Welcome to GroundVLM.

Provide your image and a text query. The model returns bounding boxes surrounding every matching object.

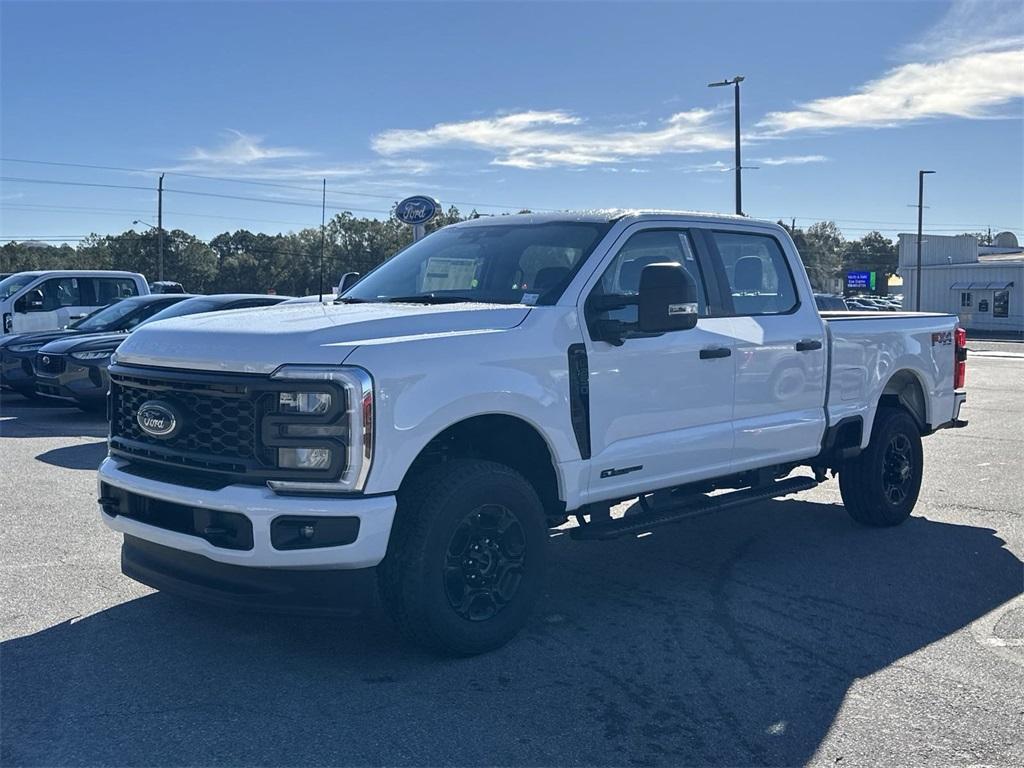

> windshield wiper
[333,297,369,304]
[384,294,483,305]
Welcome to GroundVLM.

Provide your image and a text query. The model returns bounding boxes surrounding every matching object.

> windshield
[343,221,612,305]
[0,273,38,300]
[73,298,140,331]
[140,297,225,325]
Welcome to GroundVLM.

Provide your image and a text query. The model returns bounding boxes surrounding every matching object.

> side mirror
[338,272,361,293]
[17,289,44,312]
[638,263,699,333]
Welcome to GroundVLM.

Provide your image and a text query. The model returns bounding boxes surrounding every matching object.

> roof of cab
[4,269,145,278]
[451,209,767,228]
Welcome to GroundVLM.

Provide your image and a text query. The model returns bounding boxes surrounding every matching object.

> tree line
[1,207,899,295]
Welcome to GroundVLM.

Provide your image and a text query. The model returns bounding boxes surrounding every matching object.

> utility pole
[915,170,936,311]
[318,178,327,303]
[157,173,165,282]
[708,75,745,216]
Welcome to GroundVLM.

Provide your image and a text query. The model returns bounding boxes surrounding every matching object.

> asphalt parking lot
[2,350,1022,767]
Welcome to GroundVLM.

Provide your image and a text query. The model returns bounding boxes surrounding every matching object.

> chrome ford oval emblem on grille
[136,400,180,439]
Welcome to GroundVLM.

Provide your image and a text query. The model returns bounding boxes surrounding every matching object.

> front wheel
[378,459,547,655]
[839,407,923,527]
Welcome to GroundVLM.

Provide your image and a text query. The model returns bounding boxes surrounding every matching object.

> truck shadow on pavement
[0,397,107,440]
[2,500,1021,767]
[34,441,109,470]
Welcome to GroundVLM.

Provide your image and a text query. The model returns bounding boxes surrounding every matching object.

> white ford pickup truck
[97,211,968,654]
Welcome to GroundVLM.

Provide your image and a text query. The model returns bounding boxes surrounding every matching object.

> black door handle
[699,347,732,360]
[796,339,823,352]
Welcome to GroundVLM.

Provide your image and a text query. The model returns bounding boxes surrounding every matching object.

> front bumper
[122,535,377,616]
[0,350,37,393]
[35,364,106,404]
[98,456,396,570]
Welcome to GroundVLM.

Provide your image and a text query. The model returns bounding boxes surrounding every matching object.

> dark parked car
[0,293,193,398]
[149,281,186,294]
[813,294,849,311]
[34,294,288,409]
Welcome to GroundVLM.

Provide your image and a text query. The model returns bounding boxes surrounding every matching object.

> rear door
[580,223,737,502]
[699,228,828,469]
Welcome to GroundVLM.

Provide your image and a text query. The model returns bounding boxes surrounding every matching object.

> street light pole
[709,75,745,216]
[915,170,936,312]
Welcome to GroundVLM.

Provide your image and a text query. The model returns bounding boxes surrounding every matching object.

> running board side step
[570,476,819,541]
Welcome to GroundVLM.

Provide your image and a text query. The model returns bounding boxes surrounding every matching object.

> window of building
[994,290,1010,319]
[960,291,972,308]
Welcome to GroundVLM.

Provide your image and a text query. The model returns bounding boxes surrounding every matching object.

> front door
[580,224,737,504]
[11,276,92,333]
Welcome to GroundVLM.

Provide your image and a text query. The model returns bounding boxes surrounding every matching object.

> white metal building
[899,232,1023,335]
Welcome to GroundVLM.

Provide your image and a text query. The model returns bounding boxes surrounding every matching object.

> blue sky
[1,0,1022,245]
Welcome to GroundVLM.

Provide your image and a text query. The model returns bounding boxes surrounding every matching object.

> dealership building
[899,232,1023,335]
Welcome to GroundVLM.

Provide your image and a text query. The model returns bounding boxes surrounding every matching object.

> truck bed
[822,310,959,447]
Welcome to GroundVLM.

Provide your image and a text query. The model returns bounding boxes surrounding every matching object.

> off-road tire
[839,407,923,527]
[378,459,547,656]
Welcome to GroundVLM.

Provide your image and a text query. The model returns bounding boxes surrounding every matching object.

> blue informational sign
[846,271,877,291]
[395,196,440,226]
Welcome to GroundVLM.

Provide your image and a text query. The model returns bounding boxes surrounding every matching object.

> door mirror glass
[339,271,361,293]
[638,263,699,332]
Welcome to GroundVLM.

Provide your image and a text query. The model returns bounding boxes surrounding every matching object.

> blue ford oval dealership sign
[395,196,440,226]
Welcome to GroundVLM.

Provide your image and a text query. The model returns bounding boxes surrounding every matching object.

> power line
[0,157,545,211]
[0,202,317,228]
[0,175,393,215]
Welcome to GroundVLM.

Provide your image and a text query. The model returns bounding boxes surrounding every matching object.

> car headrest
[734,256,763,292]
[533,266,571,292]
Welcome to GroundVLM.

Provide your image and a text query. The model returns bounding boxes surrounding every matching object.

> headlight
[266,366,373,495]
[70,350,112,361]
[278,447,334,470]
[9,343,43,353]
[279,391,332,414]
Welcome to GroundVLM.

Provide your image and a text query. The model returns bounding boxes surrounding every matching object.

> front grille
[35,353,65,375]
[116,382,258,462]
[108,364,349,483]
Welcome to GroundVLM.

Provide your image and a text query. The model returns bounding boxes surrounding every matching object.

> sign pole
[412,223,426,242]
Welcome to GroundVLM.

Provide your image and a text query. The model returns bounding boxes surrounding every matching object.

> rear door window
[96,277,140,303]
[710,231,798,315]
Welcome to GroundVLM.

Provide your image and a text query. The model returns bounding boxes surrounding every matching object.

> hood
[115,301,532,374]
[39,332,127,355]
[0,328,79,351]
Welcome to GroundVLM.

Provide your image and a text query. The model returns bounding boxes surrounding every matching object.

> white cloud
[372,108,732,169]
[759,1,1024,135]
[186,129,310,165]
[902,0,1023,61]
[680,160,731,174]
[751,155,829,166]
[759,49,1024,134]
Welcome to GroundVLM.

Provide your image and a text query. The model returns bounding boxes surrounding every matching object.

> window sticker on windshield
[421,257,479,292]
[521,293,539,306]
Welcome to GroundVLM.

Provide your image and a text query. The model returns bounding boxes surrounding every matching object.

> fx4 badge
[931,331,952,346]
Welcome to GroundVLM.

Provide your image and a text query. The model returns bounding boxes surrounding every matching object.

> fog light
[279,391,331,414]
[278,447,333,470]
